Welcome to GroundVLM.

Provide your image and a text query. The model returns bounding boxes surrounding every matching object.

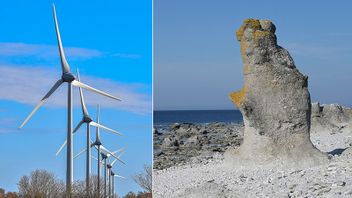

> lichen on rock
[227,19,327,168]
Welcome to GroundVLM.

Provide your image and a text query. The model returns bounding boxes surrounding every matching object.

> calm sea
[154,110,243,126]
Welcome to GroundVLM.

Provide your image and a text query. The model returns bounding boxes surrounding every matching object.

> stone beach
[153,103,352,197]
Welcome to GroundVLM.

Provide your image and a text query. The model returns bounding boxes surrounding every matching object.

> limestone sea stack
[227,19,327,167]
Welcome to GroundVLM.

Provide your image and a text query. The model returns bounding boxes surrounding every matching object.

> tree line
[0,165,151,198]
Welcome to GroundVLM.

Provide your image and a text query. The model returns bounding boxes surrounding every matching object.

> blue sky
[154,0,352,110]
[0,0,151,196]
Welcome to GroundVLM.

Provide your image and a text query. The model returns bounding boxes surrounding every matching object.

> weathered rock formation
[311,102,352,133]
[227,19,327,167]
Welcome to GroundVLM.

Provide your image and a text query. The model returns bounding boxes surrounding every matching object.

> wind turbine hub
[111,171,115,176]
[62,72,76,82]
[84,116,93,123]
[107,164,112,169]
[101,153,108,159]
[94,140,102,146]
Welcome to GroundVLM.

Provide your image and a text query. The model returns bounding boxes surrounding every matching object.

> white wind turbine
[110,169,126,198]
[73,144,124,197]
[99,149,125,198]
[88,149,125,198]
[55,72,123,196]
[73,104,125,196]
[107,153,125,198]
[19,4,121,194]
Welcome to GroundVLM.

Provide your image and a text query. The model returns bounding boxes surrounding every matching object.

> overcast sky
[154,0,352,110]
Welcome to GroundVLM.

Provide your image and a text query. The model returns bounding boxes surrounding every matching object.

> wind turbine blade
[114,175,126,179]
[117,150,125,158]
[52,4,70,73]
[111,159,118,166]
[90,122,123,136]
[110,151,125,166]
[112,148,125,155]
[92,145,99,150]
[91,155,98,161]
[56,140,67,156]
[74,147,87,159]
[20,79,63,128]
[100,145,112,154]
[73,120,84,133]
[101,146,125,165]
[91,155,105,165]
[76,69,89,116]
[56,126,82,156]
[71,80,121,101]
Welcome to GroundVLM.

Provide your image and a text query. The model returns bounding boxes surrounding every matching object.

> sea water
[154,110,243,127]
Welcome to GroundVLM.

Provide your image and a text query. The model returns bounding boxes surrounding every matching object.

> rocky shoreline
[153,103,352,197]
[153,122,244,170]
[153,103,352,170]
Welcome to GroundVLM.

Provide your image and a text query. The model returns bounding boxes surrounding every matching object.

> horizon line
[154,109,239,111]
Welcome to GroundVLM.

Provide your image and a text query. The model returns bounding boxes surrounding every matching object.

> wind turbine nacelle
[107,164,112,169]
[83,116,93,123]
[101,153,108,159]
[62,72,76,82]
[94,140,102,146]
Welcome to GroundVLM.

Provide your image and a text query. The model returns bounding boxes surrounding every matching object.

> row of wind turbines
[19,4,126,197]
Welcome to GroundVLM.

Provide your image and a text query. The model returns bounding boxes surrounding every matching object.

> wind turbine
[110,170,126,198]
[96,146,125,198]
[107,154,125,198]
[73,145,124,197]
[100,149,125,198]
[56,73,123,196]
[92,104,125,198]
[19,4,121,195]
[74,141,124,198]
[73,104,125,197]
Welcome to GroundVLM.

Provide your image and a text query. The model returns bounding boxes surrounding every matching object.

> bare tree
[123,192,136,198]
[0,188,5,198]
[17,169,64,198]
[0,188,19,198]
[132,165,152,193]
[4,192,18,198]
[71,175,104,198]
[122,191,152,198]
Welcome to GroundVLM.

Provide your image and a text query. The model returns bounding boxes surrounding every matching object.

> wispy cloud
[112,53,142,59]
[0,118,17,125]
[0,118,18,133]
[0,65,151,115]
[0,42,102,60]
[0,42,141,60]
[282,42,352,61]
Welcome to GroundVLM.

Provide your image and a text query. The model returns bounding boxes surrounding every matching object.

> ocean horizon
[154,109,243,126]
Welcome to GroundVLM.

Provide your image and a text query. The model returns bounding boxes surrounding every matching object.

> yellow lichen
[236,18,261,41]
[230,19,264,108]
[230,85,246,108]
[254,30,270,38]
[236,25,245,41]
[243,19,261,29]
